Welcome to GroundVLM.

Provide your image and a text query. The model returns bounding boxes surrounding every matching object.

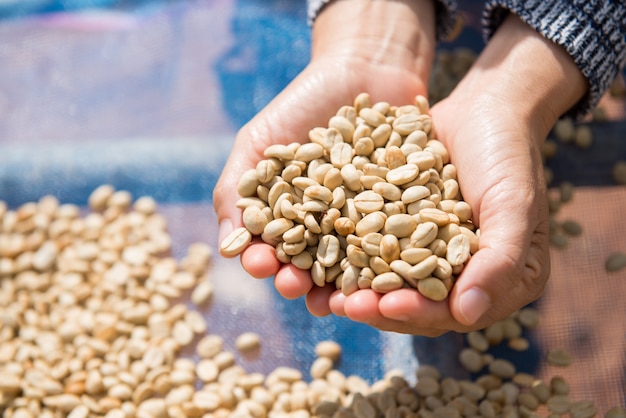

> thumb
[449,212,550,328]
[213,124,266,251]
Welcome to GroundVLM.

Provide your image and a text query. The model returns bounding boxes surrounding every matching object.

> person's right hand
[213,0,437,313]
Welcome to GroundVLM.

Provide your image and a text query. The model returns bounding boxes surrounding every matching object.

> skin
[213,0,587,336]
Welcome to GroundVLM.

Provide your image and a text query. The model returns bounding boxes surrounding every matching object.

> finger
[342,289,384,323]
[377,288,455,328]
[329,290,348,316]
[213,138,261,251]
[240,239,281,279]
[274,263,314,300]
[450,205,550,328]
[342,290,448,336]
[305,284,336,316]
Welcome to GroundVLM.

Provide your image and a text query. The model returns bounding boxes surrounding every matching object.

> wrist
[311,0,437,83]
[449,14,587,141]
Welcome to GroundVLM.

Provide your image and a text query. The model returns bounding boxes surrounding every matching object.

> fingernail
[459,287,490,325]
[218,219,233,247]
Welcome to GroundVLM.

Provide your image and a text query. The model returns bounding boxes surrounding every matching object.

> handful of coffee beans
[221,93,479,301]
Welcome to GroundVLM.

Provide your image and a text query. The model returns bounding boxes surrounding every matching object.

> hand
[213,0,437,312]
[328,14,588,335]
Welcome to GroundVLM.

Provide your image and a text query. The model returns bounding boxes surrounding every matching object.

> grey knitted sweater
[307,0,626,119]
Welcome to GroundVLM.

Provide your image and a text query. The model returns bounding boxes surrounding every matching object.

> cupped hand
[213,59,432,315]
[328,91,552,336]
[214,60,428,308]
[213,0,436,315]
[327,14,586,335]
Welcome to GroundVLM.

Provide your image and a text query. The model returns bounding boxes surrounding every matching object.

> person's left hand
[325,14,587,336]
[328,80,552,336]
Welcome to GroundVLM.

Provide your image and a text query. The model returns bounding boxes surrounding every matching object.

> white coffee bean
[347,244,371,268]
[236,332,261,353]
[410,222,438,248]
[547,349,573,367]
[383,214,417,238]
[408,254,439,280]
[419,208,450,227]
[446,234,471,266]
[341,265,361,296]
[329,115,355,142]
[294,143,325,162]
[389,259,417,287]
[317,235,341,267]
[360,108,386,127]
[243,206,270,236]
[352,190,384,214]
[237,169,261,198]
[304,185,334,204]
[371,272,404,293]
[340,164,362,192]
[386,164,419,185]
[330,142,355,168]
[379,234,400,264]
[355,212,387,236]
[264,144,295,160]
[417,277,448,301]
[369,255,392,275]
[220,228,252,257]
[390,113,420,136]
[372,181,402,201]
[268,181,293,208]
[361,232,383,256]
[256,159,278,183]
[371,123,392,147]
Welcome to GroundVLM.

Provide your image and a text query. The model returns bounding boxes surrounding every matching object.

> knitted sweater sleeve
[483,0,626,119]
[306,0,459,42]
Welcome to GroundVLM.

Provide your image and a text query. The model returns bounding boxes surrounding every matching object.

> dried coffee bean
[371,272,404,293]
[547,395,571,414]
[242,206,270,236]
[316,235,341,267]
[605,252,626,272]
[379,234,401,264]
[410,222,439,248]
[547,349,573,367]
[446,234,470,266]
[613,161,626,185]
[219,228,252,257]
[294,143,325,162]
[417,277,449,301]
[236,332,261,354]
[606,407,626,418]
[384,214,417,238]
[354,190,385,213]
[356,212,387,236]
[459,348,484,373]
[400,247,432,264]
[386,164,420,185]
